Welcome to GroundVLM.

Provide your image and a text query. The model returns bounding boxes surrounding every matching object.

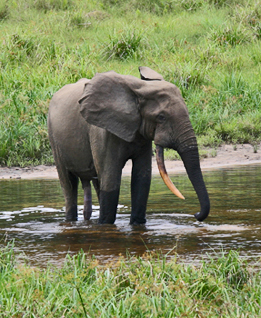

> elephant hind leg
[82,180,92,220]
[62,169,79,221]
[55,160,79,220]
[92,179,100,201]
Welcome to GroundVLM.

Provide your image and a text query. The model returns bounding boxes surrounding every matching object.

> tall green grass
[1,243,261,317]
[0,0,261,166]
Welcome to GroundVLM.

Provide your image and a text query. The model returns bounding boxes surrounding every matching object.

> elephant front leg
[97,167,122,224]
[98,189,120,224]
[130,147,152,225]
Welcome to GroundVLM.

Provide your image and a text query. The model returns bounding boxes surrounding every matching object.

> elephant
[48,66,210,224]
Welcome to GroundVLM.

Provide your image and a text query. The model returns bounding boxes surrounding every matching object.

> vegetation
[0,0,261,166]
[1,242,261,317]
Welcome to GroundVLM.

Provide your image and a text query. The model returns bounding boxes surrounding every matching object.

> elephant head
[79,67,210,222]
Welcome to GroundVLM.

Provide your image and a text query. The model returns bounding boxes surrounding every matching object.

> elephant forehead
[141,81,182,102]
[152,90,187,111]
[155,95,189,119]
[167,99,189,117]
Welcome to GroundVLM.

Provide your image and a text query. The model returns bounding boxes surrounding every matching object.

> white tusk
[156,145,185,200]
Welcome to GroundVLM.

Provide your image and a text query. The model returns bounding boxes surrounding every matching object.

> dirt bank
[1,144,261,180]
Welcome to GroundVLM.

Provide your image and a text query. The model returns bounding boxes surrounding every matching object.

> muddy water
[0,164,261,266]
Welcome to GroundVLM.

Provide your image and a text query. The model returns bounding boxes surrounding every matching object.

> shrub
[4,34,36,64]
[103,28,144,60]
[34,0,74,11]
[70,13,91,28]
[175,0,205,11]
[206,250,249,290]
[0,2,9,21]
[230,1,261,39]
[164,63,210,93]
[101,0,174,15]
[209,24,250,46]
[209,0,246,8]
[10,34,35,56]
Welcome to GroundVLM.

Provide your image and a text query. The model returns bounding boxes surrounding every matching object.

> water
[1,165,261,266]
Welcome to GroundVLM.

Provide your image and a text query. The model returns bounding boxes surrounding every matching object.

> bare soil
[1,144,261,180]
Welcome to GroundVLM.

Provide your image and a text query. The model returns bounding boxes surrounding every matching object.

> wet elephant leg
[82,180,92,220]
[62,171,79,221]
[50,144,78,221]
[130,142,152,225]
[99,189,120,224]
[98,169,122,224]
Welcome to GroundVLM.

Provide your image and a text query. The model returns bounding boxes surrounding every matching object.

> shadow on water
[0,164,261,266]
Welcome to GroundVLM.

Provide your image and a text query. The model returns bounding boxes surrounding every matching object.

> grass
[0,0,261,166]
[1,242,261,317]
[103,26,145,60]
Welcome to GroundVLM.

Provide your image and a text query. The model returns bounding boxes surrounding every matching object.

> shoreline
[1,144,261,180]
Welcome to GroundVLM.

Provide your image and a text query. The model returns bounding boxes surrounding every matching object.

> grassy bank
[0,242,261,317]
[0,0,261,166]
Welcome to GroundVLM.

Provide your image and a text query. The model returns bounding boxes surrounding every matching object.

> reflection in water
[0,164,261,266]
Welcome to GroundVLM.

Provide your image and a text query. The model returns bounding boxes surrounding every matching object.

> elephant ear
[78,71,141,142]
[139,66,164,81]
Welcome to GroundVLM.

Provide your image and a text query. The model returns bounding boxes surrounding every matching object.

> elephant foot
[98,217,116,224]
[130,217,146,225]
[83,209,92,220]
[98,221,115,224]
[65,205,78,221]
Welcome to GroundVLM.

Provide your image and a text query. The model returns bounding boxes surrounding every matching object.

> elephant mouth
[155,145,185,200]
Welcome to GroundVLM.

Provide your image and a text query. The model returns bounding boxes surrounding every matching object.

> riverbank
[1,1,261,167]
[1,144,260,180]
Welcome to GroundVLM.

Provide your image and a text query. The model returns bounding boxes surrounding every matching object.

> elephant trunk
[179,148,210,221]
[156,145,210,222]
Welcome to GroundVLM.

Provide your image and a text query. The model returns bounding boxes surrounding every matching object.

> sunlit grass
[0,0,261,166]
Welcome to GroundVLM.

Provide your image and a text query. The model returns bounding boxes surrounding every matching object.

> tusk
[156,145,185,200]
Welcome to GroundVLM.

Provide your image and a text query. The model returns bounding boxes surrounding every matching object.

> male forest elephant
[48,67,210,224]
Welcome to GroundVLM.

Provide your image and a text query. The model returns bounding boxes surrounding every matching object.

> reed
[0,242,260,317]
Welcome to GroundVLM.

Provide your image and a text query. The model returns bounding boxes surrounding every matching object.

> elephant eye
[157,114,166,122]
